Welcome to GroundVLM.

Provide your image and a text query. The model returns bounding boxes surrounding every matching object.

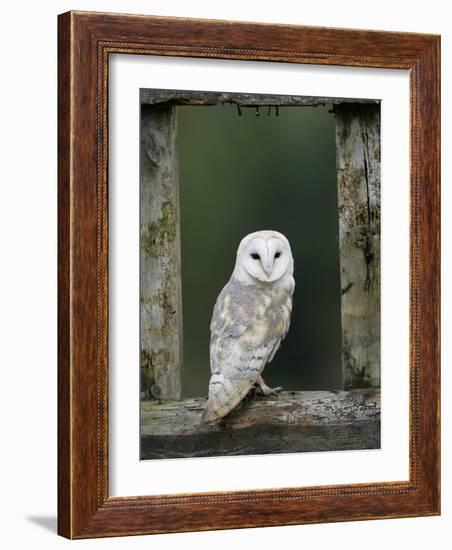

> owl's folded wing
[204,286,282,422]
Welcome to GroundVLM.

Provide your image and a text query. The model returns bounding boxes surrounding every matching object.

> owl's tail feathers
[201,379,253,424]
[200,406,221,424]
[201,397,227,423]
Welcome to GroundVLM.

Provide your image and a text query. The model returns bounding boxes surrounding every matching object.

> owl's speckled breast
[213,276,293,346]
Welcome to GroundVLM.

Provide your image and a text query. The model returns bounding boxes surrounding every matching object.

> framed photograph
[136,88,384,461]
[58,11,440,538]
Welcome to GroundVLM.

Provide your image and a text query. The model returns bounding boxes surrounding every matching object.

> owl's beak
[263,246,273,276]
[263,258,273,276]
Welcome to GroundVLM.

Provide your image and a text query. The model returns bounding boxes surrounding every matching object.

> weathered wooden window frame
[139,89,381,459]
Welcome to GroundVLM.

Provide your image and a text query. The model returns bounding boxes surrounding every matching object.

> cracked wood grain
[335,103,381,389]
[140,389,380,458]
[140,89,380,107]
[140,104,183,400]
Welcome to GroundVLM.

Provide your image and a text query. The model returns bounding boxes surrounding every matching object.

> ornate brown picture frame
[58,11,440,538]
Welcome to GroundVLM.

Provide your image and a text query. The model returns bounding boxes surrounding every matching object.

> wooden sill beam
[140,388,380,459]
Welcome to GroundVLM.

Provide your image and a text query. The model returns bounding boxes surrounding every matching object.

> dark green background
[177,104,342,397]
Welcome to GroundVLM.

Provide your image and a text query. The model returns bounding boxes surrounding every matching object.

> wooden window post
[334,103,381,389]
[140,104,183,401]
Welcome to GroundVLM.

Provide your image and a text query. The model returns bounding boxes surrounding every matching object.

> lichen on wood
[140,104,183,401]
[335,103,381,389]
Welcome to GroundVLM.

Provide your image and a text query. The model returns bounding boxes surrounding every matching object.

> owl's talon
[257,376,283,398]
[265,385,283,398]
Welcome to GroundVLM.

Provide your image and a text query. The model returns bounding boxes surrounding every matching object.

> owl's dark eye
[274,252,281,259]
[251,253,260,260]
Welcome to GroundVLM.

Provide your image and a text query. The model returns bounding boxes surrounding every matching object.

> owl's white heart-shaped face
[234,230,293,283]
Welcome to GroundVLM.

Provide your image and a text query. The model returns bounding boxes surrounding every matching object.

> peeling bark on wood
[335,104,381,389]
[140,105,183,400]
[140,389,380,459]
[140,88,380,108]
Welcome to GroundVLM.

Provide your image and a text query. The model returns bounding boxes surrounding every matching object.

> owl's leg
[256,376,283,397]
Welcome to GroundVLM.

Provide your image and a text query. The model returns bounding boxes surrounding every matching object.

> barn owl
[202,230,295,423]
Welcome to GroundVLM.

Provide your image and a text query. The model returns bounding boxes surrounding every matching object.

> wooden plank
[335,103,381,389]
[140,389,380,458]
[140,88,380,107]
[140,104,183,400]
